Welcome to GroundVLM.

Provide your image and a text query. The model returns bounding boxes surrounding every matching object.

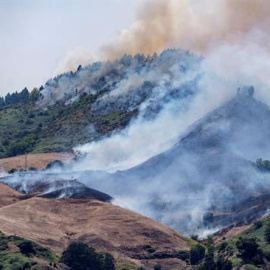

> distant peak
[237,85,255,98]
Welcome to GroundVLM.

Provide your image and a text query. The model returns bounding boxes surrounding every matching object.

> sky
[0,0,145,95]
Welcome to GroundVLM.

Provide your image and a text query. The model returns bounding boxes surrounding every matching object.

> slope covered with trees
[0,89,136,158]
[0,49,201,158]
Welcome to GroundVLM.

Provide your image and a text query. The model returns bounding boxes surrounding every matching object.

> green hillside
[0,91,136,158]
[213,216,270,270]
[0,231,60,270]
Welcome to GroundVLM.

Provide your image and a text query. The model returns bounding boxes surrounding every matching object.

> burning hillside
[0,173,112,202]
[3,86,270,238]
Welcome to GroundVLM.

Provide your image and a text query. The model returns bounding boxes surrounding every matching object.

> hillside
[0,153,74,172]
[72,88,270,235]
[0,231,61,270]
[2,50,270,268]
[0,49,202,159]
[3,87,270,237]
[210,214,270,270]
[0,95,135,158]
[0,183,25,208]
[0,191,193,270]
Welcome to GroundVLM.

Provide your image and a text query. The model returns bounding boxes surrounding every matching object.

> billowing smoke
[102,0,270,57]
[57,0,270,72]
[73,73,234,172]
[3,0,270,237]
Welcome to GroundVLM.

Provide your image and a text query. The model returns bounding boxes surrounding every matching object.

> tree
[256,158,270,172]
[265,223,270,244]
[216,255,232,270]
[98,252,115,270]
[46,160,64,170]
[30,88,40,102]
[200,237,215,270]
[0,97,5,108]
[153,264,161,270]
[200,238,232,270]
[20,87,29,102]
[190,244,205,265]
[236,237,263,265]
[61,242,100,270]
[18,241,35,256]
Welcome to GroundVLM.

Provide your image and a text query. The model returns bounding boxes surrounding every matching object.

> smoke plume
[102,0,270,59]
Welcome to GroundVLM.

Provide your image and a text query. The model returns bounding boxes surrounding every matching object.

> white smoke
[73,72,234,172]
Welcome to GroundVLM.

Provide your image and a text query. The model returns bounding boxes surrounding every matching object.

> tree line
[0,86,42,108]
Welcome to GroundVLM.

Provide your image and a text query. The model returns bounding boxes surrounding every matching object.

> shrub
[61,242,115,270]
[217,242,227,253]
[18,241,35,256]
[265,223,270,244]
[8,168,17,174]
[190,244,205,265]
[236,237,263,265]
[256,158,270,172]
[61,242,99,270]
[215,255,232,270]
[190,234,199,241]
[46,160,64,170]
[254,221,263,230]
[98,252,115,270]
[176,251,189,262]
[28,112,35,118]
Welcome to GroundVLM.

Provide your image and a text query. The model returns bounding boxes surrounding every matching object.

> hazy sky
[0,0,145,95]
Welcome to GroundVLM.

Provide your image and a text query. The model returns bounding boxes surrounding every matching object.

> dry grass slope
[0,152,74,171]
[0,196,191,269]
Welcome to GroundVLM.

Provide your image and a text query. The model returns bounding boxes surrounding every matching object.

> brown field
[0,183,191,269]
[0,152,74,172]
[0,183,23,208]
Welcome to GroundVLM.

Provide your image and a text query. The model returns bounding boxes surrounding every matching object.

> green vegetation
[190,243,205,265]
[0,231,59,270]
[214,215,270,269]
[196,237,232,270]
[0,252,36,270]
[236,238,263,265]
[255,158,270,172]
[0,90,137,158]
[60,242,115,270]
[238,216,270,257]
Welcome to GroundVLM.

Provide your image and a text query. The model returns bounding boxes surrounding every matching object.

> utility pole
[25,153,27,171]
